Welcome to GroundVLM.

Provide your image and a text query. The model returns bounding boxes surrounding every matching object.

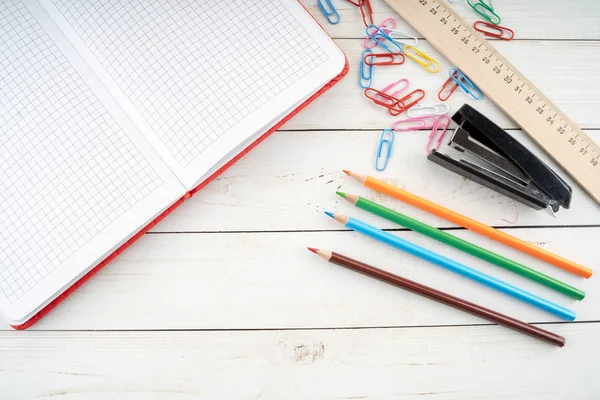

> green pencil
[337,192,584,300]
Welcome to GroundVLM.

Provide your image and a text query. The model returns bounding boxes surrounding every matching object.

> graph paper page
[0,0,186,324]
[38,0,346,189]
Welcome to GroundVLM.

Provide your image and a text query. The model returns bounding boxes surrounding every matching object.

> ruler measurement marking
[385,0,600,203]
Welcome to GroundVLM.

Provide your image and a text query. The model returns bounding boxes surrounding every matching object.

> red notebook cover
[11,15,349,330]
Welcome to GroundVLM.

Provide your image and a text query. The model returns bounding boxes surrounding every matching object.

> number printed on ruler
[388,0,600,201]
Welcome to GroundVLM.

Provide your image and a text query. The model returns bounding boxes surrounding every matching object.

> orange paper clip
[474,21,515,41]
[389,89,425,116]
[438,71,460,102]
[345,0,373,27]
[358,0,374,27]
[364,88,401,109]
[364,52,405,66]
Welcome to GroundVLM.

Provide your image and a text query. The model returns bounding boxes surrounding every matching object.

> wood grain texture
[301,0,600,40]
[283,40,600,131]
[4,1,600,399]
[1,228,595,331]
[150,130,600,233]
[2,325,599,400]
[384,0,600,203]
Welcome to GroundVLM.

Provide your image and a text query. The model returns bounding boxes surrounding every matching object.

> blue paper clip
[449,68,483,100]
[365,25,403,54]
[375,129,395,171]
[360,49,374,89]
[317,0,340,25]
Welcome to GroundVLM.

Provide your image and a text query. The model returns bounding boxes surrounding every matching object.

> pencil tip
[342,170,350,176]
[336,191,346,199]
[324,211,334,219]
[307,247,318,254]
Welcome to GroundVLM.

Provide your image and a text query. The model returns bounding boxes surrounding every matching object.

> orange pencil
[343,170,592,278]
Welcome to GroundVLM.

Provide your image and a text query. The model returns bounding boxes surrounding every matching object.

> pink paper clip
[381,78,410,97]
[426,114,451,153]
[392,116,437,132]
[364,18,397,49]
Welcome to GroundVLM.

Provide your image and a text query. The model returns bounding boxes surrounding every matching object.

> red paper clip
[389,89,425,116]
[474,21,515,41]
[358,0,373,27]
[345,0,373,27]
[438,70,460,102]
[364,88,401,109]
[364,52,405,66]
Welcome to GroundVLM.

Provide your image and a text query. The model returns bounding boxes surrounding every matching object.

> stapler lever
[427,104,572,213]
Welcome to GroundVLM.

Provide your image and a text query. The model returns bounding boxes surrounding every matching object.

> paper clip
[381,78,410,97]
[407,103,450,118]
[364,18,396,49]
[317,0,341,25]
[364,88,400,109]
[403,45,440,73]
[480,0,496,12]
[392,116,437,132]
[474,21,514,41]
[449,68,483,100]
[375,129,395,171]
[385,29,419,46]
[426,114,451,153]
[366,25,403,54]
[467,0,501,25]
[359,49,374,89]
[364,52,405,66]
[359,0,374,27]
[389,89,426,116]
[438,73,460,102]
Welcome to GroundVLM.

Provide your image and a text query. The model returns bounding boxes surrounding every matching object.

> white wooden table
[3,1,600,398]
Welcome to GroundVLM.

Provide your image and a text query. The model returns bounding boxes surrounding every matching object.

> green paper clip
[467,0,501,25]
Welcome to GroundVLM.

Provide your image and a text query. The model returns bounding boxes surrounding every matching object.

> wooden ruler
[385,0,600,204]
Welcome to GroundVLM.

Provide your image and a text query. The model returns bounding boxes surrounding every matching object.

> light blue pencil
[325,212,575,321]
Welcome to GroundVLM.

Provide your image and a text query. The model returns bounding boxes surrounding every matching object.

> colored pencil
[325,212,575,321]
[337,192,584,300]
[343,170,592,279]
[308,248,566,347]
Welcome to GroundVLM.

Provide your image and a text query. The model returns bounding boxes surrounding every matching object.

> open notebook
[0,0,347,327]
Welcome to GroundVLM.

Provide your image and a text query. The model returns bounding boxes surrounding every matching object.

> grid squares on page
[50,0,330,167]
[0,0,164,303]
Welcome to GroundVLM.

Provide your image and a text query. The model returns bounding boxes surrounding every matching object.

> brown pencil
[308,248,566,347]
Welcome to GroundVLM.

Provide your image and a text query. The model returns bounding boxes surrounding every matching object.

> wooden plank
[151,130,600,233]
[301,0,600,40]
[1,324,598,399]
[2,228,594,331]
[385,0,600,208]
[282,40,600,131]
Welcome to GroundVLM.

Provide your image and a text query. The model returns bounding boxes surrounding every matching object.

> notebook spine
[11,2,350,329]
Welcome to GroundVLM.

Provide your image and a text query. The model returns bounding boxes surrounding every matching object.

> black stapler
[427,104,572,214]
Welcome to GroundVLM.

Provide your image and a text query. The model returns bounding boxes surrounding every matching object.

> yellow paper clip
[403,45,440,73]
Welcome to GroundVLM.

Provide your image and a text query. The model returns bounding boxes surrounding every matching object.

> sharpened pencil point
[307,247,318,254]
[324,211,334,219]
[342,170,350,176]
[336,191,346,199]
